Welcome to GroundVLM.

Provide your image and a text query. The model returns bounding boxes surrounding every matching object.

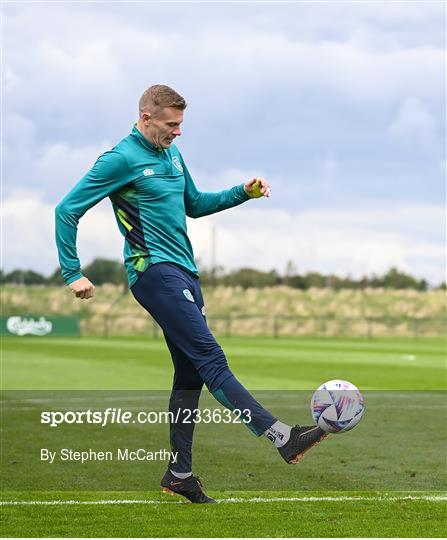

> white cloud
[4,112,36,145]
[389,97,440,155]
[39,39,119,83]
[4,4,443,112]
[3,133,112,200]
[187,204,445,284]
[2,191,58,272]
[2,192,444,285]
[35,141,112,191]
[1,192,122,275]
[3,3,444,174]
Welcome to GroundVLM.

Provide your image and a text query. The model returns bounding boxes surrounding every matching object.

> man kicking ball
[55,84,327,504]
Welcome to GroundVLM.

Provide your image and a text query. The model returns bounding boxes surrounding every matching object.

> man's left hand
[244,177,271,198]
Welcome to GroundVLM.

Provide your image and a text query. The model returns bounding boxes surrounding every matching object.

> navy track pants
[131,262,276,473]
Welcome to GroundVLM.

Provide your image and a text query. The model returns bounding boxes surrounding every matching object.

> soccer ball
[310,379,365,433]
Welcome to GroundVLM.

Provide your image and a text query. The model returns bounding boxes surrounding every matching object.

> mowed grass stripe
[2,495,446,537]
[3,336,445,390]
[3,336,445,355]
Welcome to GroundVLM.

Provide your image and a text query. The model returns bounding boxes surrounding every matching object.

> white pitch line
[221,495,447,503]
[0,499,182,506]
[1,495,446,506]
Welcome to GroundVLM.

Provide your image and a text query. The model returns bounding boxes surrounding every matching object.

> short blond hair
[139,85,187,118]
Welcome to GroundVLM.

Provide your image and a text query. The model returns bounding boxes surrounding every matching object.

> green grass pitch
[1,335,446,537]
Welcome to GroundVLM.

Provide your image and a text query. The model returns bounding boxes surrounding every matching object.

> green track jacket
[55,126,251,287]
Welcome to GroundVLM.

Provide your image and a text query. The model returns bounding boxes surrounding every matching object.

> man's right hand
[68,276,95,299]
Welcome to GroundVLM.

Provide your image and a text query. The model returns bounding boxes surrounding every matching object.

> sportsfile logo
[40,407,252,427]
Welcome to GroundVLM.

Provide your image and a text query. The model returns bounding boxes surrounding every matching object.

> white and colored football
[310,379,365,433]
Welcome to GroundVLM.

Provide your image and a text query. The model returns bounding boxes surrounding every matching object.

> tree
[82,258,127,285]
[3,269,47,285]
[221,268,280,288]
[303,272,326,288]
[287,274,307,289]
[48,268,65,286]
[283,260,298,287]
[381,267,427,290]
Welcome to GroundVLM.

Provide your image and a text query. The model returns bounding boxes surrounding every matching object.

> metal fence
[89,314,446,339]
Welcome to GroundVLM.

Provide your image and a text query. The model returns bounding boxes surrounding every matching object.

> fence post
[319,316,326,336]
[412,318,419,340]
[225,315,231,338]
[366,318,372,339]
[103,316,109,338]
[273,316,279,339]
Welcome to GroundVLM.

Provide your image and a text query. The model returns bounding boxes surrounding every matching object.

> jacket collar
[131,125,162,153]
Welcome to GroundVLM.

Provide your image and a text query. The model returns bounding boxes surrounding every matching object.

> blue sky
[2,1,445,283]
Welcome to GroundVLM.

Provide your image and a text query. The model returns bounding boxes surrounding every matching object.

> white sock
[264,421,292,448]
[170,470,192,479]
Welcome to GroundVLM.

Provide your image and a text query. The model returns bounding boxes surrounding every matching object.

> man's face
[141,107,183,149]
